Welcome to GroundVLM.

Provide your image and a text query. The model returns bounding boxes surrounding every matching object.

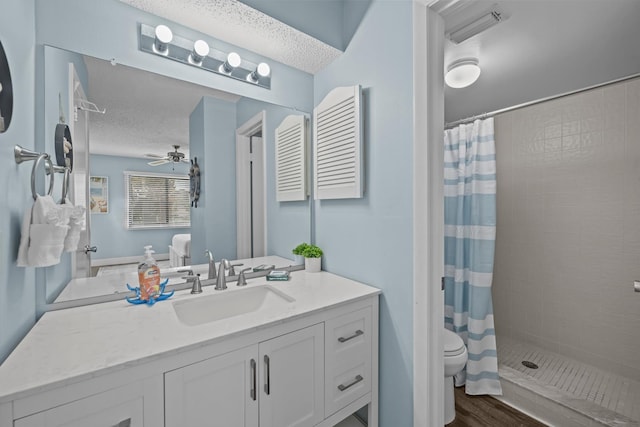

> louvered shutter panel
[275,114,308,202]
[313,85,363,200]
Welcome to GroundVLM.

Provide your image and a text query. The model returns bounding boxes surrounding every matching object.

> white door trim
[236,111,267,259]
[413,3,445,427]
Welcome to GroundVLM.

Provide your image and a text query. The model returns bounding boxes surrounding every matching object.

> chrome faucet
[204,250,216,280]
[184,273,202,294]
[215,259,230,290]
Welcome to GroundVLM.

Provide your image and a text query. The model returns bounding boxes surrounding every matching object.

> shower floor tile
[497,337,640,426]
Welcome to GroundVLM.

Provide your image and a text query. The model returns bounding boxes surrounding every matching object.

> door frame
[236,111,267,259]
[69,63,91,279]
[413,2,445,426]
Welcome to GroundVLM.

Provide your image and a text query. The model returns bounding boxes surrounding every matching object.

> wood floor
[447,387,547,427]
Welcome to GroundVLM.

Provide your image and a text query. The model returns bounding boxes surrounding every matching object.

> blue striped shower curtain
[444,118,502,396]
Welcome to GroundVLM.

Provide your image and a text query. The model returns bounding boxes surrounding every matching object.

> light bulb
[190,40,209,65]
[153,25,173,54]
[227,52,241,68]
[257,62,270,77]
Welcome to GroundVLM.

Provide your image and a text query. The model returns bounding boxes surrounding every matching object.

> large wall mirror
[41,45,312,309]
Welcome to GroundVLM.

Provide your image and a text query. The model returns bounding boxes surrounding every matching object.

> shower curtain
[444,117,502,396]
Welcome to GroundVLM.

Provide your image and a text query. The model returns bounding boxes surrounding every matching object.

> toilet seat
[443,329,466,357]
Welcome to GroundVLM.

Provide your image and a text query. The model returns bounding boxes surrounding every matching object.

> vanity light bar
[139,23,271,90]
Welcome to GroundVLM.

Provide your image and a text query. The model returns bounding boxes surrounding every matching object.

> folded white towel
[61,198,85,252]
[16,206,33,267]
[27,223,68,267]
[17,195,70,268]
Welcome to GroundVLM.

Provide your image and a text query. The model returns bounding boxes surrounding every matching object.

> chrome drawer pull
[338,375,363,391]
[338,329,363,343]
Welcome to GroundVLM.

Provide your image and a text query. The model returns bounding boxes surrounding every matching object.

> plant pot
[304,257,321,273]
[293,254,305,265]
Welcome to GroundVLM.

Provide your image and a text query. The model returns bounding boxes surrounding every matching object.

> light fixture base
[139,23,271,90]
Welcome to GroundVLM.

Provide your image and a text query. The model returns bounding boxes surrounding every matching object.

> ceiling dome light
[445,58,481,88]
[153,25,173,55]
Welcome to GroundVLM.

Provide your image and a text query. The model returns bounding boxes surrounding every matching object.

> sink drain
[522,360,539,369]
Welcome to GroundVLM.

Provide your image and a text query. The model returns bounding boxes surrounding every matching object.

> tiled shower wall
[492,77,640,381]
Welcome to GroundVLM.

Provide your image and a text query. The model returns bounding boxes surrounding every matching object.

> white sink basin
[172,285,295,326]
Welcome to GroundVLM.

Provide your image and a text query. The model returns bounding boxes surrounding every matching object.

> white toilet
[443,328,468,424]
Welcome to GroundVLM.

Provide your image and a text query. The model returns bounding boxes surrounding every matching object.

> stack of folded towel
[17,195,86,268]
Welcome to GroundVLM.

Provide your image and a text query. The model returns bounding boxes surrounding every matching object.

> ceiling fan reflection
[145,145,190,166]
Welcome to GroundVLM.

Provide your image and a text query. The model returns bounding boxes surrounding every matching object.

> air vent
[275,114,307,202]
[447,9,503,44]
[313,85,363,200]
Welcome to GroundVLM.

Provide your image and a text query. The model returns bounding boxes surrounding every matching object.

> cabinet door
[14,383,144,427]
[259,323,324,427]
[165,345,259,427]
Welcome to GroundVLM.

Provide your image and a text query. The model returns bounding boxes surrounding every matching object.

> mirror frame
[39,46,314,311]
[0,39,13,133]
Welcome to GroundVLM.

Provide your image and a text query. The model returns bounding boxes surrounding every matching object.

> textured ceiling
[85,55,240,159]
[118,0,342,74]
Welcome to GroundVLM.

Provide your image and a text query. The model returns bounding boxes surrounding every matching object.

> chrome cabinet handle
[84,245,97,254]
[264,355,270,395]
[113,419,131,427]
[250,358,257,401]
[338,329,363,343]
[338,375,363,391]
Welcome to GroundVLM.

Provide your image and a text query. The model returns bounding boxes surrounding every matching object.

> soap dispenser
[138,245,161,301]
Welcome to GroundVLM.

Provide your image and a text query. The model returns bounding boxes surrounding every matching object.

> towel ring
[31,153,54,200]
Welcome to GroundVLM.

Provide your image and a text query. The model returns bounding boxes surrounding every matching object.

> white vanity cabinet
[165,323,324,427]
[0,272,380,427]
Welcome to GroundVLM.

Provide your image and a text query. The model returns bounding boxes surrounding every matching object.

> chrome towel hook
[14,145,56,200]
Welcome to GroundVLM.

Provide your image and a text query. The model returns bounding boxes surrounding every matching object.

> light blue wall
[236,98,311,259]
[35,0,314,113]
[189,97,239,265]
[240,0,345,50]
[0,0,36,363]
[89,154,190,260]
[313,1,415,426]
[239,0,371,52]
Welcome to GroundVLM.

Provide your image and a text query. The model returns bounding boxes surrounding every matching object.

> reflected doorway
[236,111,266,259]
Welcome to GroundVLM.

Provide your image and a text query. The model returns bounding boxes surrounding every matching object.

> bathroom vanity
[0,270,380,427]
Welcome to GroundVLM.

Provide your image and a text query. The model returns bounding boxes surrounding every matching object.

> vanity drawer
[14,382,145,427]
[324,307,372,417]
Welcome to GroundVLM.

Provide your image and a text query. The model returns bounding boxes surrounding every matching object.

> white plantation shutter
[125,171,190,229]
[275,114,308,202]
[313,85,363,200]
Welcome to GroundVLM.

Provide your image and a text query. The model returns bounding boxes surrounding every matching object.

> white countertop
[55,255,296,302]
[0,269,380,403]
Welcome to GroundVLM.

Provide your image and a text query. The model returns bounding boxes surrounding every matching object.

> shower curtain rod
[444,72,640,129]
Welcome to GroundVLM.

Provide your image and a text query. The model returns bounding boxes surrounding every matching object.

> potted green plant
[301,244,323,273]
[292,242,309,265]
